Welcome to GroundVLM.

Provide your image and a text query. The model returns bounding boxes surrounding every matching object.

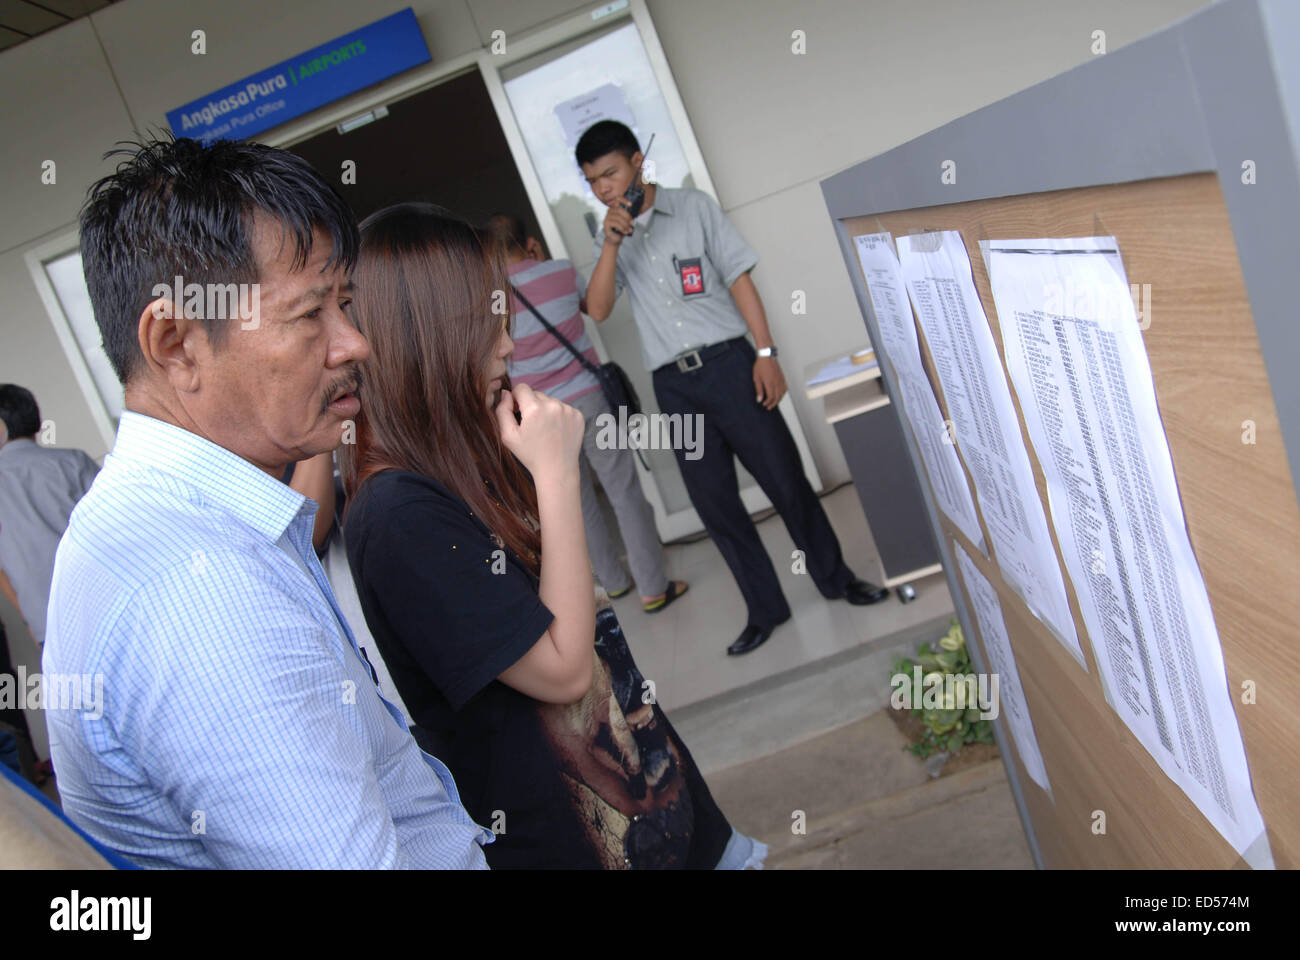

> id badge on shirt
[675,256,705,296]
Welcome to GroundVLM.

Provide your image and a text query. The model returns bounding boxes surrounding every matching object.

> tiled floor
[668,612,952,775]
[604,483,956,718]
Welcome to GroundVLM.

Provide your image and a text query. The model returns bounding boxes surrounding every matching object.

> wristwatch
[756,345,779,358]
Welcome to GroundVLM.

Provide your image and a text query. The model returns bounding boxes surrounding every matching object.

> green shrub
[890,618,996,759]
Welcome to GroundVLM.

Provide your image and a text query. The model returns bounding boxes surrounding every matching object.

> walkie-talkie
[621,133,656,220]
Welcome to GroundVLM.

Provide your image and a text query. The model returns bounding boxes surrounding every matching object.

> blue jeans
[714,827,769,869]
[0,730,20,775]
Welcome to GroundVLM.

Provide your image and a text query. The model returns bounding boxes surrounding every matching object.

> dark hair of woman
[338,202,541,575]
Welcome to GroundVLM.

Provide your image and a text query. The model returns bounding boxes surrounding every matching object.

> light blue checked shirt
[42,411,492,869]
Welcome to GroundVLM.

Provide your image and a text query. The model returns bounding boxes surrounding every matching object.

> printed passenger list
[953,542,1051,796]
[894,232,1083,665]
[982,236,1270,865]
[852,233,985,556]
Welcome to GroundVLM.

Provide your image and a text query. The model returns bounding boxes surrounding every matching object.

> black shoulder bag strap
[510,285,600,376]
[510,285,650,472]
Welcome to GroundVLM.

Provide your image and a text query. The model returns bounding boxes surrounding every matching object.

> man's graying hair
[78,132,359,385]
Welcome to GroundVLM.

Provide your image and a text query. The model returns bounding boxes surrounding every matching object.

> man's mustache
[322,368,364,412]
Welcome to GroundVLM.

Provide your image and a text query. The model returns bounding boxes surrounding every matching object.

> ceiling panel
[0,0,117,53]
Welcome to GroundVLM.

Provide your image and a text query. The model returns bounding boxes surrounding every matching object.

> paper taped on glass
[980,236,1271,867]
[851,232,985,556]
[894,231,1084,666]
[952,540,1052,797]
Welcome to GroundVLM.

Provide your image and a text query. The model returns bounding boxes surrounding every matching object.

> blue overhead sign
[166,8,430,144]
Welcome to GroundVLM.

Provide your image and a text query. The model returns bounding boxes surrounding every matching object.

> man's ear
[138,297,204,392]
[526,237,546,261]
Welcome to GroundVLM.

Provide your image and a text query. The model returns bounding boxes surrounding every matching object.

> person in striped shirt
[482,214,687,615]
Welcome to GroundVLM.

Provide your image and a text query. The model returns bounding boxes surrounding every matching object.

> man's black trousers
[652,336,855,628]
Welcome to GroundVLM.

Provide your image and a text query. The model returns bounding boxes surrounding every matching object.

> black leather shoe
[844,578,889,605]
[727,624,774,656]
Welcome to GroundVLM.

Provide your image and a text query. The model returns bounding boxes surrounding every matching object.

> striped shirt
[506,258,603,403]
[42,410,492,869]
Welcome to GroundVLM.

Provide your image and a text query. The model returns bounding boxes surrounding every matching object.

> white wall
[0,18,138,457]
[0,0,1212,473]
[644,0,1212,483]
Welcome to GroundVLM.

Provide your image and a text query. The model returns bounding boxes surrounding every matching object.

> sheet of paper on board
[894,231,1083,665]
[852,232,985,557]
[953,540,1052,796]
[981,235,1271,865]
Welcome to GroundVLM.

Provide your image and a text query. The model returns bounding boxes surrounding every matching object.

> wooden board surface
[843,172,1300,868]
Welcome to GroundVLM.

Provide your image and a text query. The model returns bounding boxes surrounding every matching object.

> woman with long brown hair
[339,202,765,869]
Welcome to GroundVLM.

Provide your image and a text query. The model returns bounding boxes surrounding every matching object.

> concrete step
[704,711,1035,869]
[768,758,1034,869]
[671,613,954,775]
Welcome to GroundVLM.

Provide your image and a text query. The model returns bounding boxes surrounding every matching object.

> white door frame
[25,230,119,452]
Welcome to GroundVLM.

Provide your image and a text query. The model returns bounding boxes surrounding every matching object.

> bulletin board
[820,0,1300,868]
[845,173,1300,868]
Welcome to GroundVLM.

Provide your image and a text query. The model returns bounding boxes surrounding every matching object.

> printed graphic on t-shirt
[345,470,731,869]
[677,256,704,296]
[535,607,694,868]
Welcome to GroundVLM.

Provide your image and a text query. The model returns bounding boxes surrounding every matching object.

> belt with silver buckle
[674,350,703,373]
[662,337,744,374]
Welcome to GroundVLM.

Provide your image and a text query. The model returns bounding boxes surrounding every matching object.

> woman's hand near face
[494,382,585,482]
[492,381,596,706]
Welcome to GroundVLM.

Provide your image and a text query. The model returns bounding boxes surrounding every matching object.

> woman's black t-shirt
[343,468,732,869]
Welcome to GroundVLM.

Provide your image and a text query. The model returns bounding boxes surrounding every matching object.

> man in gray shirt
[0,385,99,647]
[579,121,888,657]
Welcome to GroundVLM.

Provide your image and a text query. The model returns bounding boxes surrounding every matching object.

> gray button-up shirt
[0,437,99,644]
[587,186,758,372]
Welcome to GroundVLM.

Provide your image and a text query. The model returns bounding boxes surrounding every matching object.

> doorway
[289,68,542,237]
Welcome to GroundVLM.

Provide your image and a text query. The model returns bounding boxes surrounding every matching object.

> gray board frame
[819,0,1300,869]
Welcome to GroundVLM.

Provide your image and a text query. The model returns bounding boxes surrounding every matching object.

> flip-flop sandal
[607,585,633,599]
[644,580,688,614]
